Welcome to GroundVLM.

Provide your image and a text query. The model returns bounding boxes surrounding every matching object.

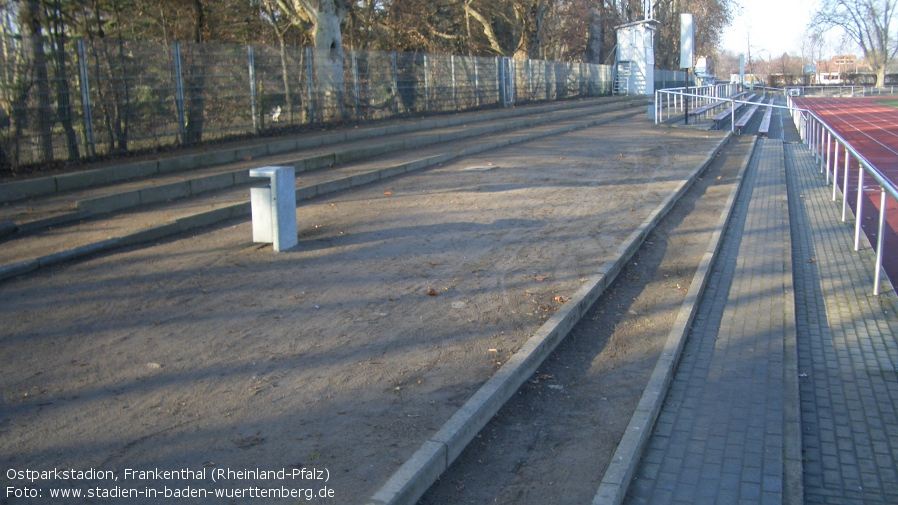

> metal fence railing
[787,95,898,295]
[784,85,898,98]
[1,36,683,169]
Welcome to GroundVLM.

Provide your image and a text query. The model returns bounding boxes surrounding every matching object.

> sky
[719,0,824,58]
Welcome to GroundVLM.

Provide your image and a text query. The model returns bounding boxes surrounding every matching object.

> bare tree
[275,0,351,118]
[813,0,898,87]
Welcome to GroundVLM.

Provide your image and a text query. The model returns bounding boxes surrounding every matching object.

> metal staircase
[613,60,647,95]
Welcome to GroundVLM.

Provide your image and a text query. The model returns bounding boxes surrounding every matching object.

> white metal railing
[653,87,896,294]
[653,83,737,123]
[786,95,898,295]
[784,85,898,97]
[654,85,789,133]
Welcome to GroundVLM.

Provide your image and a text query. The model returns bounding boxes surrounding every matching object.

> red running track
[792,97,898,289]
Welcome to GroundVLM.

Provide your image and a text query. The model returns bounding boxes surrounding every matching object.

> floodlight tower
[613,1,660,95]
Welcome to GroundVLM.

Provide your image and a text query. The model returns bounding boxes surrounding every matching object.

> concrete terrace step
[0,96,642,205]
[0,97,645,234]
[0,103,644,283]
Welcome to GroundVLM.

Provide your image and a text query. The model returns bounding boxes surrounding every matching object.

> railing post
[730,99,735,134]
[248,45,258,133]
[172,42,187,144]
[825,130,831,180]
[842,151,850,221]
[76,39,95,157]
[855,164,865,251]
[833,142,840,201]
[874,187,886,295]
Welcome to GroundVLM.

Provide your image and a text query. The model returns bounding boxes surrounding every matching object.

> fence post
[508,58,515,105]
[248,45,258,133]
[450,54,457,110]
[305,47,315,124]
[423,54,430,111]
[528,59,533,101]
[499,57,507,107]
[172,42,187,144]
[391,51,400,114]
[76,39,96,157]
[474,57,480,107]
[352,50,360,121]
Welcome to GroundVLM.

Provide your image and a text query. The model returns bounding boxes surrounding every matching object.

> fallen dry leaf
[554,296,569,303]
[809,258,816,263]
[384,191,392,196]
[426,288,439,296]
[534,275,548,281]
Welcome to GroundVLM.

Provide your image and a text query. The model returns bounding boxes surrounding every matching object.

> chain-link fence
[0,36,685,169]
[654,69,693,90]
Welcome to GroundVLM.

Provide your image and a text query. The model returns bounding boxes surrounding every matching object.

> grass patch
[876,99,898,108]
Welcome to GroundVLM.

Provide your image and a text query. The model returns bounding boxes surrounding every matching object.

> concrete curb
[780,140,804,505]
[591,135,756,505]
[0,97,641,204]
[365,132,735,505]
[0,109,641,284]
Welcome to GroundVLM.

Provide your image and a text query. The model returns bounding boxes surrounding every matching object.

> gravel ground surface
[0,117,727,504]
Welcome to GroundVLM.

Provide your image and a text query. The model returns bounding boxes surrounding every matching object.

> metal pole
[528,59,533,101]
[874,188,887,295]
[855,165,865,251]
[731,100,735,133]
[391,51,399,115]
[499,57,507,107]
[172,42,187,143]
[474,58,480,107]
[248,45,258,133]
[684,69,690,125]
[495,57,501,105]
[825,130,831,179]
[305,47,315,124]
[508,58,515,105]
[833,142,840,201]
[76,39,95,157]
[451,55,457,110]
[424,54,430,111]
[351,50,360,121]
[842,152,850,221]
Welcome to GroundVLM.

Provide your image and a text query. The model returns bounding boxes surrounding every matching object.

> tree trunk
[513,1,545,61]
[23,0,54,162]
[48,0,79,160]
[184,0,206,144]
[584,4,603,64]
[276,33,294,124]
[312,0,348,121]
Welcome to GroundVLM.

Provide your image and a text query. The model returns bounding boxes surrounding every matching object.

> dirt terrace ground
[0,117,726,504]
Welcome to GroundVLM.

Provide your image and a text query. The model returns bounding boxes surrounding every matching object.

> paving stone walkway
[624,138,794,505]
[786,142,898,505]
[624,103,898,505]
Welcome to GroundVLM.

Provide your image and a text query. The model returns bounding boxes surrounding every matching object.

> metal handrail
[652,87,895,294]
[787,95,897,295]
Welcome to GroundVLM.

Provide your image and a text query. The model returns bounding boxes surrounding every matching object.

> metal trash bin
[249,166,297,252]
